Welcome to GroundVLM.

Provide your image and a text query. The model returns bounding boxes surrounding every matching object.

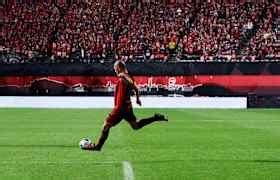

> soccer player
[84,60,168,151]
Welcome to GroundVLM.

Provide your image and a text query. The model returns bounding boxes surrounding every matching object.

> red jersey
[113,77,133,113]
[105,76,137,127]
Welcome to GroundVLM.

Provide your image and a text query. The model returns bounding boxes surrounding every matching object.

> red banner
[1,75,280,94]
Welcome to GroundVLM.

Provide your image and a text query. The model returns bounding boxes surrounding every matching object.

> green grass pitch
[1,108,280,180]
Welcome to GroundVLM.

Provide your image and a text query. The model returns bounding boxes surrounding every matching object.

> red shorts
[105,106,137,127]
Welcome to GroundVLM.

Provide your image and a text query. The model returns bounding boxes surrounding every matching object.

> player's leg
[84,112,122,151]
[130,114,168,129]
[92,122,111,151]
[125,108,168,130]
[93,112,123,151]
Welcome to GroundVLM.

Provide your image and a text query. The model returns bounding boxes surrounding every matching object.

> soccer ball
[79,138,92,149]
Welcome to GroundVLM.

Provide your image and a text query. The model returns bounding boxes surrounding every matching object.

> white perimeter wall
[0,96,247,109]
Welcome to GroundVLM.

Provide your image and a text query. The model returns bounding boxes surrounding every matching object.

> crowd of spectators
[1,1,60,60]
[1,0,280,63]
[245,3,279,60]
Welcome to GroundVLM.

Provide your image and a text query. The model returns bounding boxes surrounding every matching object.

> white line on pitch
[123,161,135,180]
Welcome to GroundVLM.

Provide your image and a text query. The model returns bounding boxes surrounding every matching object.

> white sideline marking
[123,161,135,180]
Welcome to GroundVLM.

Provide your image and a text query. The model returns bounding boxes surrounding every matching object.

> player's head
[114,60,127,75]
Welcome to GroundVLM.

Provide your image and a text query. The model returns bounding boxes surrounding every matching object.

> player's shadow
[252,159,280,163]
[0,144,77,148]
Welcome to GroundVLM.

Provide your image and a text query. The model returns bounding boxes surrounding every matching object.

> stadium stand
[1,0,280,63]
